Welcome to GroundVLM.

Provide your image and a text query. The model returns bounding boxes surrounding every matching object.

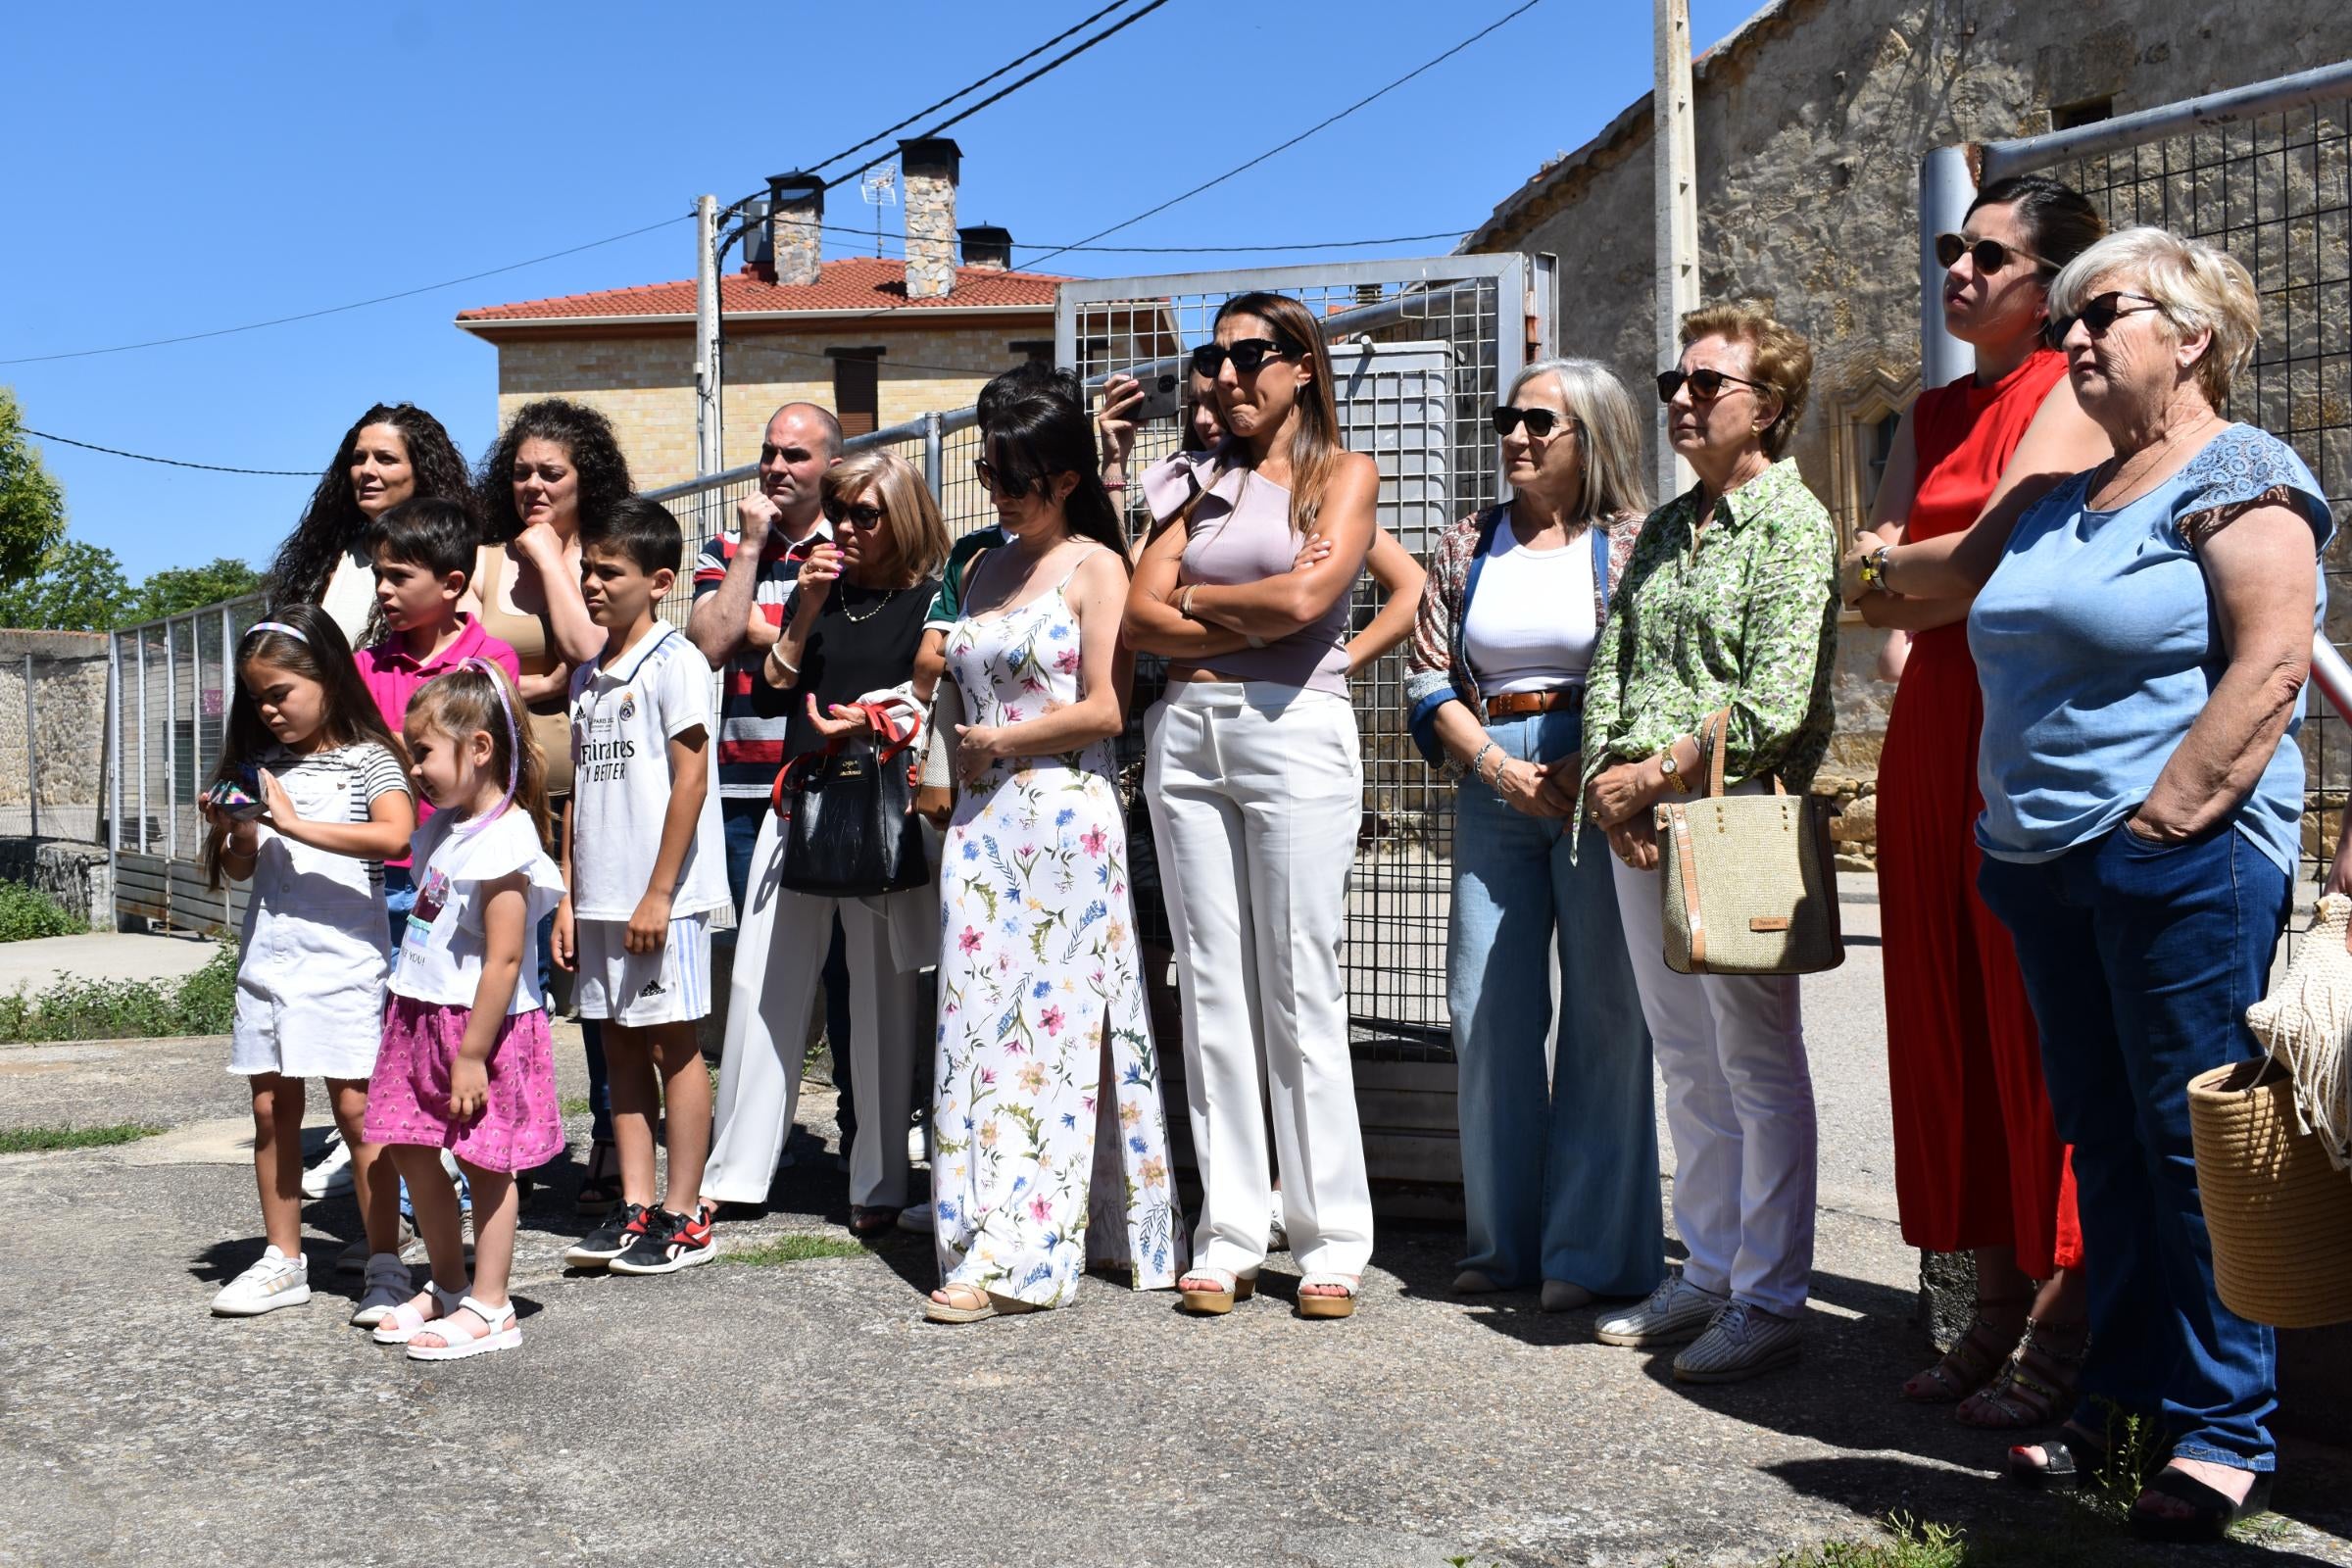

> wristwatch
[1858,542,1893,592]
[1658,744,1684,789]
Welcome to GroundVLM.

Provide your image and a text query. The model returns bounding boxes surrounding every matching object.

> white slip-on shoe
[1672,1298,1803,1383]
[211,1247,312,1316]
[349,1253,414,1328]
[301,1131,354,1200]
[1593,1273,1727,1348]
[896,1201,935,1234]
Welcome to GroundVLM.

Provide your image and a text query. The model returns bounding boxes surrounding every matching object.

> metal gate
[1921,64,2352,890]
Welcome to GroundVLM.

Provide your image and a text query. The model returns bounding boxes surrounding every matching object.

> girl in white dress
[200,604,416,1322]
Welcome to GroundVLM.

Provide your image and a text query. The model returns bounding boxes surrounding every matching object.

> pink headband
[455,657,520,832]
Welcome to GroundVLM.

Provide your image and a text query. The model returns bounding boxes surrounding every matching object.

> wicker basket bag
[2189,894,2352,1329]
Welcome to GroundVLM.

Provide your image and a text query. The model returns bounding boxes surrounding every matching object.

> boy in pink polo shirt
[354,496,521,947]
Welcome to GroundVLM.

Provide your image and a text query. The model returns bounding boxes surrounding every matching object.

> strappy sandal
[1957,1317,2087,1430]
[369,1282,466,1347]
[406,1296,521,1361]
[1900,1298,2029,1402]
[2130,1464,2276,1544]
[2004,1420,2111,1494]
[921,1282,1042,1325]
[574,1139,621,1217]
[1297,1272,1360,1320]
[1178,1268,1257,1315]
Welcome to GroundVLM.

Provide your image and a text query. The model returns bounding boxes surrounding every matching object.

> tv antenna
[858,165,899,259]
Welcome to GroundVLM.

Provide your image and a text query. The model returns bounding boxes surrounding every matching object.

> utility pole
[694,194,722,478]
[1653,0,1699,501]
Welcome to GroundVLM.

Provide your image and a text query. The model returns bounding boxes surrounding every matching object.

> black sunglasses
[1935,231,2048,274]
[1191,337,1300,378]
[1492,406,1574,439]
[2044,290,2165,349]
[1656,368,1766,405]
[823,500,886,528]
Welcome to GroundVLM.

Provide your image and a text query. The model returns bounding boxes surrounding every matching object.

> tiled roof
[457,257,1068,324]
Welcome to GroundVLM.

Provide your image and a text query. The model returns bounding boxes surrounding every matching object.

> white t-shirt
[566,623,732,921]
[1461,512,1599,695]
[318,548,378,646]
[391,807,564,1013]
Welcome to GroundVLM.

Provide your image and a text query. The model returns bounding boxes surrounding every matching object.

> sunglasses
[822,500,886,528]
[1935,231,2048,274]
[1190,337,1300,378]
[2044,290,2165,349]
[1656,368,1766,405]
[1492,406,1574,439]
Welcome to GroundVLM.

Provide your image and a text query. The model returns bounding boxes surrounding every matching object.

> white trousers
[704,809,928,1210]
[1609,834,1817,1317]
[1145,682,1373,1278]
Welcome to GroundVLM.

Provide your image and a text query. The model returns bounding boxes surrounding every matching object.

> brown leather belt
[1484,688,1583,719]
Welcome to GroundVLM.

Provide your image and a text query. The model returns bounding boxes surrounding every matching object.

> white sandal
[406,1296,520,1361]
[1298,1273,1360,1319]
[1178,1267,1257,1315]
[369,1283,465,1347]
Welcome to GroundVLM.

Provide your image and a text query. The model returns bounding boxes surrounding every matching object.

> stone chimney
[765,172,824,287]
[899,137,960,299]
[958,224,1012,271]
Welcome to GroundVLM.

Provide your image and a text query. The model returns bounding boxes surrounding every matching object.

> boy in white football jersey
[556,497,732,1276]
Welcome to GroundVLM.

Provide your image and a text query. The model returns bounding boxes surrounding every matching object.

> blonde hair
[2049,225,2259,407]
[1507,358,1652,523]
[404,661,551,846]
[1679,300,1815,461]
[822,451,949,585]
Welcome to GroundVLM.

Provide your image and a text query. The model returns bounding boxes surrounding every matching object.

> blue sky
[3,0,1754,581]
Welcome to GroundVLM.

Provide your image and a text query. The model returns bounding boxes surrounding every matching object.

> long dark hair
[203,601,406,887]
[475,398,635,544]
[982,391,1130,567]
[1967,174,2106,275]
[267,404,470,609]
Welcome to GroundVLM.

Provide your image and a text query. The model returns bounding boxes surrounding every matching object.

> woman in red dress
[1857,175,2110,1427]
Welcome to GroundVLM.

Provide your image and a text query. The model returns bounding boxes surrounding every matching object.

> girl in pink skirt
[365,661,565,1361]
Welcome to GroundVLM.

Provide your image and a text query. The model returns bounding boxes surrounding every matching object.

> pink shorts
[363,996,563,1174]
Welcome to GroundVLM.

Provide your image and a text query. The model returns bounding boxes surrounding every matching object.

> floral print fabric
[933,557,1184,1303]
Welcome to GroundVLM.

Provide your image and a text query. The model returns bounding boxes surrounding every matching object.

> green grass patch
[1773,1516,1966,1568]
[561,1095,593,1117]
[0,1122,165,1153]
[0,880,88,943]
[0,941,237,1043]
[722,1234,871,1266]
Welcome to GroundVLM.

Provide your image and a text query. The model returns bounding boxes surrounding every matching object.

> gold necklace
[839,584,901,623]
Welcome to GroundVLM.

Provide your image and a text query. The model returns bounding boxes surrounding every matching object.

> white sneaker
[907,1124,928,1168]
[1672,1299,1803,1383]
[211,1247,312,1316]
[897,1201,935,1234]
[349,1253,413,1327]
[301,1132,354,1200]
[1593,1272,1727,1348]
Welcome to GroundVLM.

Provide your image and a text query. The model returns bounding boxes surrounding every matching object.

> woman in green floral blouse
[1579,301,1840,1384]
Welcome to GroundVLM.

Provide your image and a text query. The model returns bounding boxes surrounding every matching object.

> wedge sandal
[922,1282,1042,1325]
[1297,1273,1359,1319]
[1177,1268,1257,1315]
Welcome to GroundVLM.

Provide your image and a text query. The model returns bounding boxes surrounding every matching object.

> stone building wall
[486,314,1057,491]
[0,630,110,838]
[1471,0,2346,818]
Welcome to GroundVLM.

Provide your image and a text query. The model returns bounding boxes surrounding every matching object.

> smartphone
[206,765,267,822]
[1113,368,1182,424]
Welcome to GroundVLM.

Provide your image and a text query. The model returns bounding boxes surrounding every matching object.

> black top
[776,576,938,760]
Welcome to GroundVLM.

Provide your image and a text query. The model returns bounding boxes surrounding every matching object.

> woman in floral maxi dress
[926,392,1184,1323]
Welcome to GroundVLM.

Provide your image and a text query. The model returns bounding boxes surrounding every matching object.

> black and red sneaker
[610,1204,716,1275]
[564,1201,652,1269]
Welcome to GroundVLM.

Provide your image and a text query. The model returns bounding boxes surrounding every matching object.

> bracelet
[766,645,800,680]
[1470,741,1502,786]
[1858,542,1893,592]
[1179,584,1200,619]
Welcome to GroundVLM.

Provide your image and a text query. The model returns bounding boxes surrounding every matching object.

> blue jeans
[1978,822,2284,1471]
[1448,708,1661,1294]
[723,795,855,1148]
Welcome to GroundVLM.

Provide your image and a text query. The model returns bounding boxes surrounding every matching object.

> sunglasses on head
[1935,231,2048,274]
[2044,290,2165,349]
[1492,406,1574,439]
[1190,337,1300,378]
[822,499,886,528]
[1655,368,1766,405]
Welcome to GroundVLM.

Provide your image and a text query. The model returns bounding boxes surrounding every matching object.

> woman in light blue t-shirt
[1841,226,2328,1544]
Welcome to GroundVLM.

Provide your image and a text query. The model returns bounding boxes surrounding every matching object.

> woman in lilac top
[1124,291,1381,1319]
[1843,226,2328,1543]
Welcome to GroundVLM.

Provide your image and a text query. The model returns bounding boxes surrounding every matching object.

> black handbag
[770,701,929,898]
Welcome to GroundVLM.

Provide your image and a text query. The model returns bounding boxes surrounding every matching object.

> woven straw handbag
[1652,709,1843,977]
[2190,894,2352,1328]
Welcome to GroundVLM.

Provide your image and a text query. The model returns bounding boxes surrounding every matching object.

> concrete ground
[0,929,218,994]
[3,889,2349,1567]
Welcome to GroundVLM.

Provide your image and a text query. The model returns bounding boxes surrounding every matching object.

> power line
[0,213,694,368]
[1020,0,1544,270]
[797,219,1476,255]
[24,428,312,476]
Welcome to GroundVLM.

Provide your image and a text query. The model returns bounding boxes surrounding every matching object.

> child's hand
[448,1057,489,1121]
[914,783,955,827]
[202,801,262,858]
[254,767,298,826]
[625,890,672,955]
[551,899,577,972]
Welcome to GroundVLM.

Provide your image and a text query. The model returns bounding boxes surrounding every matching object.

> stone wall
[489,314,1056,491]
[0,838,111,928]
[0,630,109,838]
[1472,0,2348,800]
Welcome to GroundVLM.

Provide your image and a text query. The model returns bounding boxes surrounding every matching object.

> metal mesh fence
[2024,93,2352,890]
[108,595,269,862]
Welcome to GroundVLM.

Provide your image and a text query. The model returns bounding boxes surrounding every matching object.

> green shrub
[0,941,239,1043]
[0,880,88,943]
